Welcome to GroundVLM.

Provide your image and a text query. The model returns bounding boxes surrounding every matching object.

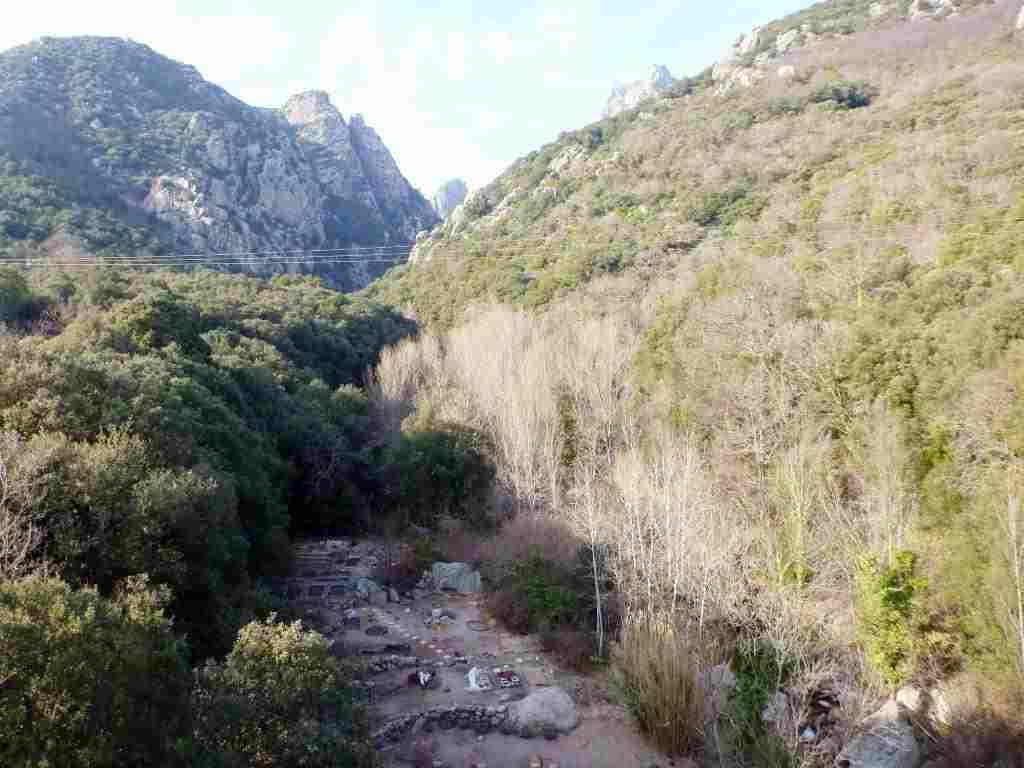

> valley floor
[288,538,668,768]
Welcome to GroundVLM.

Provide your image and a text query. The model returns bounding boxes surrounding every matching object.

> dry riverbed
[284,538,671,768]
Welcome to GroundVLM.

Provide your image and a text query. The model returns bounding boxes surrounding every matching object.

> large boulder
[835,699,919,768]
[507,687,579,737]
[431,562,482,594]
[356,577,387,606]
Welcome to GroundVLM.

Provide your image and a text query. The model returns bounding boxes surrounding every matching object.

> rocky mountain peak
[432,178,468,219]
[282,90,338,124]
[0,35,439,289]
[603,64,674,118]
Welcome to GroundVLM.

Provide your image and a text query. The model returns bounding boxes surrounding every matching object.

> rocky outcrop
[506,687,579,737]
[432,178,469,219]
[430,562,482,594]
[0,37,439,290]
[349,114,438,242]
[604,65,674,118]
[835,700,919,768]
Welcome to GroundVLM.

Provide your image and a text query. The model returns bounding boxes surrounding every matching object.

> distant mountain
[0,36,439,289]
[603,65,674,118]
[432,178,468,219]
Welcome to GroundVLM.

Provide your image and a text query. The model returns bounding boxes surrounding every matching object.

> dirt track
[286,538,670,768]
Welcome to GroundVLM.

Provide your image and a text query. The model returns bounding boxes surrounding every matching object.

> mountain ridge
[0,36,438,289]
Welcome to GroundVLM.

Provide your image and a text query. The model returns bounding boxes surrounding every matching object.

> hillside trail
[286,537,671,768]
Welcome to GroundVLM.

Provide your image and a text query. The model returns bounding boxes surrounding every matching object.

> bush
[378,425,495,530]
[726,643,792,759]
[0,576,191,768]
[191,616,375,768]
[810,80,877,110]
[618,612,705,755]
[855,551,927,689]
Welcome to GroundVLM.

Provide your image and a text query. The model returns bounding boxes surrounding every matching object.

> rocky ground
[283,538,669,768]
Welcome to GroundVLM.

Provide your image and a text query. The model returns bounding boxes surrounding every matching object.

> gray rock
[835,700,920,768]
[776,29,801,54]
[431,562,482,594]
[762,691,789,725]
[432,178,469,219]
[388,587,401,603]
[356,577,387,606]
[0,39,439,291]
[506,687,579,737]
[603,65,674,118]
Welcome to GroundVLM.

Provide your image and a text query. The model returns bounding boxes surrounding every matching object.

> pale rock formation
[835,700,919,768]
[603,64,674,118]
[0,38,440,291]
[432,178,468,219]
[506,687,579,737]
[776,29,802,54]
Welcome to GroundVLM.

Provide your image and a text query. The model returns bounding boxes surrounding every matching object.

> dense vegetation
[366,3,1024,764]
[0,268,493,765]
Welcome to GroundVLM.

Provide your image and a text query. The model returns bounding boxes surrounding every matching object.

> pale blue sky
[3,0,808,195]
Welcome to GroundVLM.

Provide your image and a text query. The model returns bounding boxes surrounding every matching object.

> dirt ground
[288,538,670,768]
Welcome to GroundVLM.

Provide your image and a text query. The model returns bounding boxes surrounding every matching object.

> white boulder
[507,687,579,736]
[835,699,919,768]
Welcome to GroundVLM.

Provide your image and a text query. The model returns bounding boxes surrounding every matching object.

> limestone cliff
[0,36,439,290]
[603,65,674,118]
[431,179,469,220]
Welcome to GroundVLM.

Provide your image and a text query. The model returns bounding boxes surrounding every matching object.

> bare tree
[996,461,1024,676]
[0,432,49,580]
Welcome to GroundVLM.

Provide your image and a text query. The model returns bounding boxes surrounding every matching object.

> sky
[1,0,809,197]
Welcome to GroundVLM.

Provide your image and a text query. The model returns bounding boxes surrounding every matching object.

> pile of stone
[372,704,511,748]
[424,607,458,628]
[362,654,421,674]
[371,687,578,748]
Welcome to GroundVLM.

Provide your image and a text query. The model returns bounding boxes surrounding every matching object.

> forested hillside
[364,2,1024,764]
[0,267,493,765]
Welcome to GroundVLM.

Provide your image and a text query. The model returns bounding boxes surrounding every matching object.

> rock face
[0,36,439,289]
[432,178,469,219]
[430,562,482,594]
[603,65,674,118]
[506,687,579,737]
[835,700,919,768]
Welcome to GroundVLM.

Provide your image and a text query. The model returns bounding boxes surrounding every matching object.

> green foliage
[377,424,495,530]
[0,267,37,324]
[727,643,792,758]
[488,554,593,636]
[0,269,414,657]
[0,576,192,768]
[854,551,927,688]
[191,617,375,768]
[810,80,878,110]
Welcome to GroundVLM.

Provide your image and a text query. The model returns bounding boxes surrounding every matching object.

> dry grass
[617,611,708,756]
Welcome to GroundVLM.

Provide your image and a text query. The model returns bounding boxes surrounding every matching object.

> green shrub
[378,424,495,530]
[855,551,926,688]
[0,576,191,768]
[810,80,877,110]
[191,616,375,768]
